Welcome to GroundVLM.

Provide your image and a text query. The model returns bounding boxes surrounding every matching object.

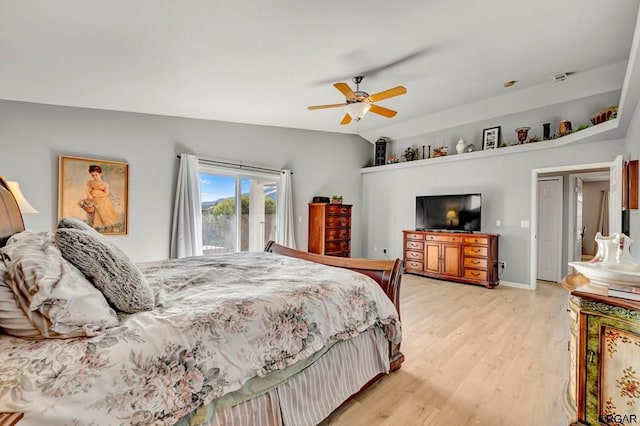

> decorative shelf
[361,119,621,174]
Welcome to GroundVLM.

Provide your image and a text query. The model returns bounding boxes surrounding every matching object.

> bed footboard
[264,241,404,370]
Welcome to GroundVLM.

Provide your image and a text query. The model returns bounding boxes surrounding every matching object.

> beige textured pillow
[55,228,155,313]
[1,231,119,338]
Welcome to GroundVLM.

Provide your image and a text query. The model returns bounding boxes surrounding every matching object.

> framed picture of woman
[58,155,129,235]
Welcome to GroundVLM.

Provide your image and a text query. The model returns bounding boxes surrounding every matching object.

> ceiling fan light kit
[345,101,371,120]
[307,75,407,125]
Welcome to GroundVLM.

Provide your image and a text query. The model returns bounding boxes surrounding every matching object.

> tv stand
[403,230,499,288]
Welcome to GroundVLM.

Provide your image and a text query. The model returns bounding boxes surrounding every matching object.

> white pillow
[1,231,118,338]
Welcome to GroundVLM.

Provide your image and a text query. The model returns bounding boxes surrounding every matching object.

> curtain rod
[177,155,292,175]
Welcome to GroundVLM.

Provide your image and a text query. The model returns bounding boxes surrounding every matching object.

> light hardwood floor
[322,274,570,426]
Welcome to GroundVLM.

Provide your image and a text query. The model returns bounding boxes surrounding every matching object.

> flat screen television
[416,193,482,232]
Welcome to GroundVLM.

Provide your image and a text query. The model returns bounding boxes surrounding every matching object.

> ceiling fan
[307,76,407,125]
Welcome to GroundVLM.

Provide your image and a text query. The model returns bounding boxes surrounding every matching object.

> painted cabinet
[565,285,640,425]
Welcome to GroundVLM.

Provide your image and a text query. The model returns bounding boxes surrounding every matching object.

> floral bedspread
[0,252,400,425]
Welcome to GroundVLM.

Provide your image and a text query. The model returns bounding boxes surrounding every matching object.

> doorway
[529,156,623,290]
[567,172,610,265]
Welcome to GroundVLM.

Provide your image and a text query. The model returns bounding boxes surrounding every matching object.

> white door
[609,155,623,234]
[574,177,584,261]
[538,178,563,282]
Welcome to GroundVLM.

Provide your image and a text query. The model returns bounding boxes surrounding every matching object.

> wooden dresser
[308,203,352,257]
[562,276,640,425]
[403,230,499,288]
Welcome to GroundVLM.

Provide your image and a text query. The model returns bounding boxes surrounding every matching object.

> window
[199,165,278,254]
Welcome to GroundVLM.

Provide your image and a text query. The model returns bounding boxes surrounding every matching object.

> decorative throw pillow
[58,217,98,233]
[1,231,119,338]
[55,228,155,313]
[0,258,43,338]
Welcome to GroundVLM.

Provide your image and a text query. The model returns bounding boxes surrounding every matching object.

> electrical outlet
[499,261,507,269]
[373,246,378,252]
[383,248,387,254]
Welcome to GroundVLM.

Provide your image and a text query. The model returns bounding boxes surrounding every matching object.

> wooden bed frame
[0,178,404,423]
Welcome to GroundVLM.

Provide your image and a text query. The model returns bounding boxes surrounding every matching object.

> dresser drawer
[425,234,462,243]
[405,260,424,271]
[326,205,351,215]
[463,257,488,269]
[325,240,350,252]
[325,216,350,227]
[464,246,487,257]
[405,250,424,261]
[464,269,487,281]
[464,236,488,245]
[405,240,424,250]
[405,233,425,241]
[326,228,350,240]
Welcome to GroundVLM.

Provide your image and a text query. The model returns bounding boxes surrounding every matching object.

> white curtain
[276,170,296,248]
[170,154,203,258]
[597,190,610,236]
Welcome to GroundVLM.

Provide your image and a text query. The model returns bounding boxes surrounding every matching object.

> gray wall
[386,91,621,160]
[361,137,624,286]
[0,100,372,261]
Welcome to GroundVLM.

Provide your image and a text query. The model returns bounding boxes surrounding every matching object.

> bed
[0,177,404,426]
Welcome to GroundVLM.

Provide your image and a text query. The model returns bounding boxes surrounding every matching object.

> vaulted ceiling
[1,1,638,142]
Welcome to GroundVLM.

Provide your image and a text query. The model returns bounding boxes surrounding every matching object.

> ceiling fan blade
[340,113,352,125]
[369,104,397,118]
[368,86,407,103]
[333,82,356,99]
[307,103,347,110]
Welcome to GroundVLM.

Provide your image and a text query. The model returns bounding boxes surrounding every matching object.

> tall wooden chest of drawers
[403,230,499,288]
[308,203,352,257]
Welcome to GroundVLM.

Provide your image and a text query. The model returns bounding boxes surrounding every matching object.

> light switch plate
[520,220,530,228]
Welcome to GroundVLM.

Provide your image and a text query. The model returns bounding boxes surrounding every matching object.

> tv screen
[416,194,482,232]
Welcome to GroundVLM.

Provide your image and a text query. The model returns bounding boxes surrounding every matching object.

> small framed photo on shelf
[482,126,501,150]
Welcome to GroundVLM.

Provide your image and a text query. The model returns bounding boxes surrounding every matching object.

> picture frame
[58,155,129,235]
[482,126,501,150]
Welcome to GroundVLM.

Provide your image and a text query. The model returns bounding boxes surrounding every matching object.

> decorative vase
[591,232,636,266]
[558,120,572,136]
[455,138,466,154]
[542,123,551,140]
[515,127,530,144]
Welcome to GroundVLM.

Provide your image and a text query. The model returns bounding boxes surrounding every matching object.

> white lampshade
[6,181,38,214]
[345,102,371,120]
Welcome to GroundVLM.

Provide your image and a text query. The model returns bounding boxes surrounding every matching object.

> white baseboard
[499,280,533,290]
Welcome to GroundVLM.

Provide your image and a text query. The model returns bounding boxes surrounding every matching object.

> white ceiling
[1,0,638,142]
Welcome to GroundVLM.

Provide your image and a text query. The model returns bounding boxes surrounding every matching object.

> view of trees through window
[199,172,277,253]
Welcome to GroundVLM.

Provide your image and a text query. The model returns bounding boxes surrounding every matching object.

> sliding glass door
[199,168,278,254]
